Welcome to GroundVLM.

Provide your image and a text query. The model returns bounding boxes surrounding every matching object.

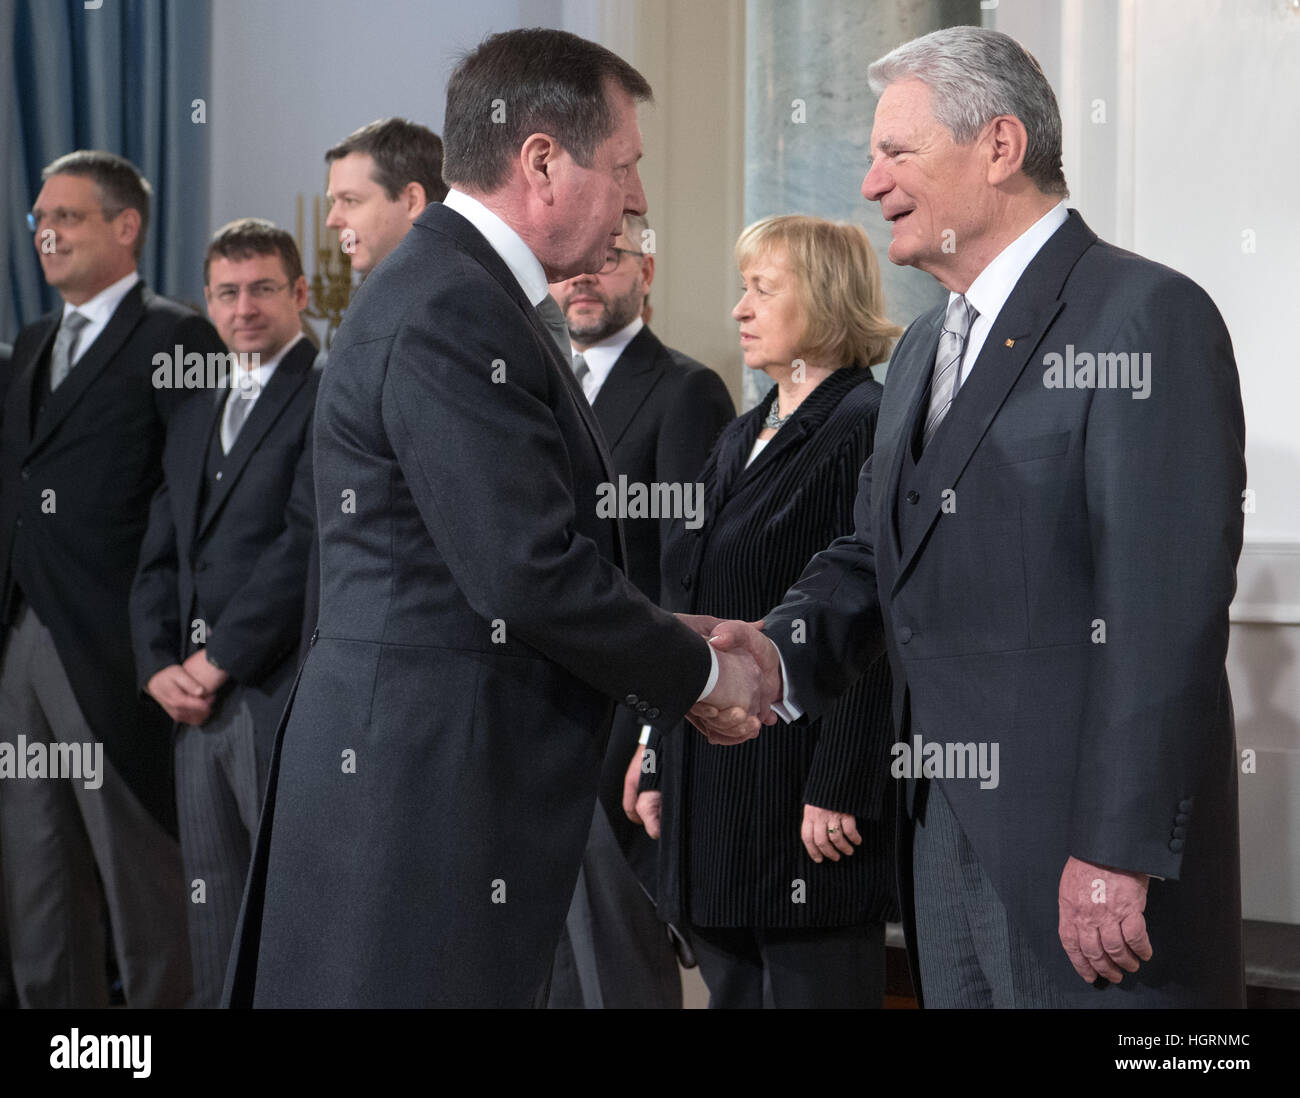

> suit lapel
[197,339,315,540]
[876,314,942,565]
[420,205,621,512]
[892,211,1097,592]
[590,327,660,449]
[183,389,226,547]
[8,312,60,457]
[28,282,147,458]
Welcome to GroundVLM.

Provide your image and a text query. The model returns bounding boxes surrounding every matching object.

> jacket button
[635,701,648,713]
[898,626,913,643]
[1178,799,1193,812]
[646,708,660,720]
[1172,826,1186,839]
[1169,838,1184,852]
[1174,813,1189,825]
[625,694,638,706]
[20,467,30,481]
[15,518,23,528]
[682,576,692,590]
[905,489,920,504]
[310,628,320,645]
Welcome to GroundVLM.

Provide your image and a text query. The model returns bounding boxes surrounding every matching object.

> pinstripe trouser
[912,780,1071,1008]
[174,689,265,1008]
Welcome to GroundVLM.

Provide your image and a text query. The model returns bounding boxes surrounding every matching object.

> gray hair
[867,26,1067,197]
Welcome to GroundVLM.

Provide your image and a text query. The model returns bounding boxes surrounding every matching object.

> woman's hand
[801,804,861,863]
[623,746,663,838]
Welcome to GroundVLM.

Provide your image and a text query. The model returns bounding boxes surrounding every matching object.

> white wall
[994,0,1300,922]
[208,0,564,268]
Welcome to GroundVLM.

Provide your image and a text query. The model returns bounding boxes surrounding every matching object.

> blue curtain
[2,0,212,338]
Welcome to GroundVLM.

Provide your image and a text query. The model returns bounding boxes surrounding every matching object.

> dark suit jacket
[130,337,320,769]
[225,201,713,1008]
[648,366,898,929]
[763,211,1246,1006]
[0,283,226,832]
[588,325,734,892]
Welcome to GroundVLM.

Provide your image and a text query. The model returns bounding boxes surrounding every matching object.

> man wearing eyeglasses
[0,150,225,1007]
[129,218,318,1007]
[546,213,734,1007]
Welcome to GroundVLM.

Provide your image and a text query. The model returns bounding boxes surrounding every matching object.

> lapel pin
[1004,338,1015,348]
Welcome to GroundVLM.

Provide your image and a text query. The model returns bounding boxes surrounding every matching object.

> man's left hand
[1058,855,1152,983]
[181,648,229,696]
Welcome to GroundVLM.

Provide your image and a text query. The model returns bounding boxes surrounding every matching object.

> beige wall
[571,0,748,407]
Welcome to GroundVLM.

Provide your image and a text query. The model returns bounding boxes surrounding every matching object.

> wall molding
[1232,538,1300,625]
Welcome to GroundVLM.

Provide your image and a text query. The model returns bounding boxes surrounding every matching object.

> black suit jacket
[588,325,734,892]
[226,201,714,1007]
[763,211,1246,1006]
[649,366,898,928]
[130,337,320,768]
[0,283,225,832]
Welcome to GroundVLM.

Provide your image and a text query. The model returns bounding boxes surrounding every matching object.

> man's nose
[625,165,648,217]
[861,159,889,203]
[324,204,344,230]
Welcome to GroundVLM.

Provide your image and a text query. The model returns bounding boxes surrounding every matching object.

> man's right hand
[146,665,213,726]
[689,620,783,744]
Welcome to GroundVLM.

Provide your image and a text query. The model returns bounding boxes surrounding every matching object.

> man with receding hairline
[226,28,769,1008]
[0,149,224,1007]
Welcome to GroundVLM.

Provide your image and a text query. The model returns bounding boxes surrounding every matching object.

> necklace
[764,398,793,430]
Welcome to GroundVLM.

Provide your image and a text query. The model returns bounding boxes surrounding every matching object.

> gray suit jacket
[764,211,1246,1006]
[224,201,712,1007]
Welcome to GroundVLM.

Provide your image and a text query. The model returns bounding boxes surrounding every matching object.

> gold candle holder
[296,191,352,349]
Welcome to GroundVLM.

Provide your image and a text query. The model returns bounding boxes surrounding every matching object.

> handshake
[679,614,784,745]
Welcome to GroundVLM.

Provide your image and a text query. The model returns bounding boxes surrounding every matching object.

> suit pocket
[985,430,1071,466]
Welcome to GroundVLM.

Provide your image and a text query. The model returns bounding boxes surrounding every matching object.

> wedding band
[827,825,839,835]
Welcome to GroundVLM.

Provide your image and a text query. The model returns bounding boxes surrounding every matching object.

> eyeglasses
[27,206,125,232]
[209,281,290,305]
[598,247,644,275]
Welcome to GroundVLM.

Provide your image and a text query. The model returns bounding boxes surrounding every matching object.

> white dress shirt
[62,270,141,365]
[442,188,720,699]
[221,333,304,453]
[951,201,1068,392]
[571,315,643,403]
[771,201,1070,723]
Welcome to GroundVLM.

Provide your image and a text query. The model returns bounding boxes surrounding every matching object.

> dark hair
[325,118,448,204]
[41,150,152,261]
[442,28,652,192]
[204,218,304,285]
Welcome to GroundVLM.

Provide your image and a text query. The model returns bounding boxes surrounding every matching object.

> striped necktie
[922,294,977,450]
[49,310,91,390]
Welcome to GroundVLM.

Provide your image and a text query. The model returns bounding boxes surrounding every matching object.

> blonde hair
[735,215,901,367]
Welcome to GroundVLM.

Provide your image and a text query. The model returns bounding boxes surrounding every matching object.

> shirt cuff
[695,644,719,702]
[770,646,803,723]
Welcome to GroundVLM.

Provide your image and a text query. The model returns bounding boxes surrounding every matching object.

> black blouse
[647,365,899,929]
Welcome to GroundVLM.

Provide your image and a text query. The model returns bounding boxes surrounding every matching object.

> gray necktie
[571,352,593,402]
[922,294,977,450]
[49,310,91,391]
[221,376,259,454]
[536,295,574,363]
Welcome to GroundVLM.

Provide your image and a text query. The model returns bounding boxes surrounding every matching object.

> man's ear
[115,207,142,254]
[639,253,655,292]
[402,181,428,221]
[519,132,561,204]
[984,114,1029,186]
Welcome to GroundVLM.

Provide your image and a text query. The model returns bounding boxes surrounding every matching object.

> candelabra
[296,193,352,349]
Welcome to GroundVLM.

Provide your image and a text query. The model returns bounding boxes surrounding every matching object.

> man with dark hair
[546,213,734,1007]
[0,149,225,1007]
[226,28,767,1008]
[130,218,318,1008]
[324,117,448,276]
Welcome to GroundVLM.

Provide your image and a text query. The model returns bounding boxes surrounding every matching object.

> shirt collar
[959,201,1068,322]
[63,270,140,326]
[232,332,304,393]
[572,315,644,388]
[443,188,550,307]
